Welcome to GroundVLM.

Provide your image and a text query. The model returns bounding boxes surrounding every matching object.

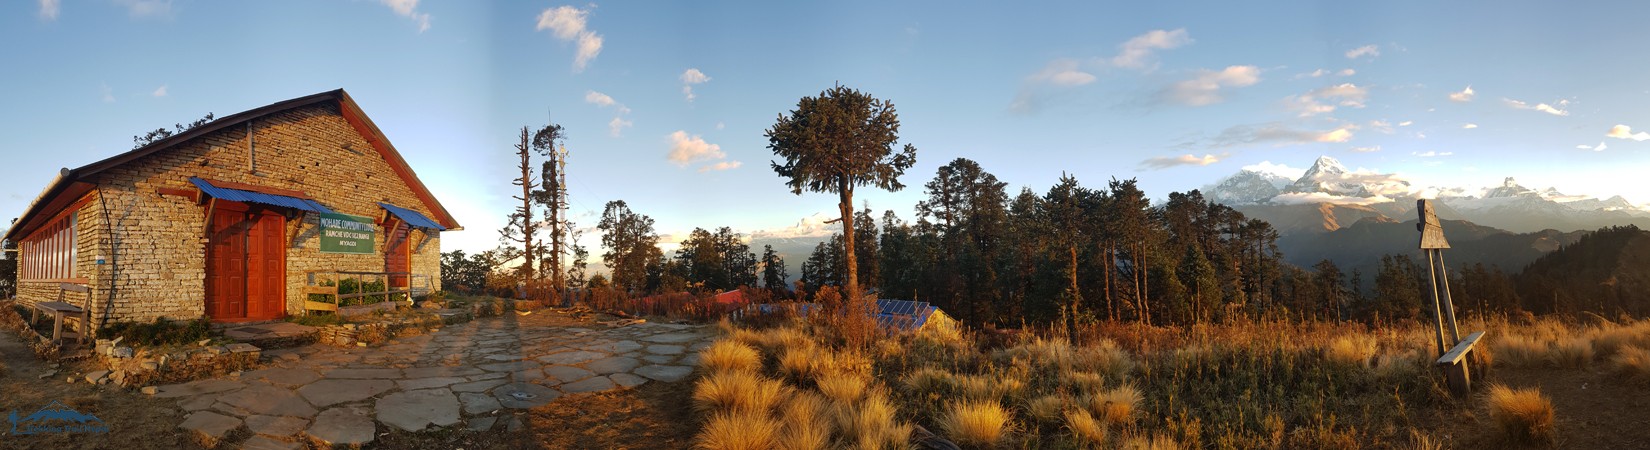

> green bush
[309,278,400,307]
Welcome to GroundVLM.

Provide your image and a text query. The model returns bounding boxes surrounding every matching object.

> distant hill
[1516,225,1650,316]
[1278,217,1586,284]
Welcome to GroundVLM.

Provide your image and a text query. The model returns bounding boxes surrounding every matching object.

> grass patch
[696,410,780,450]
[940,399,1011,448]
[693,370,788,414]
[699,339,762,374]
[777,391,833,450]
[98,316,215,347]
[1610,345,1650,385]
[1485,384,1556,445]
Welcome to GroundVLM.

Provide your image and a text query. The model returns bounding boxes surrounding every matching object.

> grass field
[690,315,1650,449]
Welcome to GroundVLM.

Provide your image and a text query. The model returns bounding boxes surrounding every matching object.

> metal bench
[30,283,91,344]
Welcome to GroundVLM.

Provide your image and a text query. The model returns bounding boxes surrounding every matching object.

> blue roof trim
[189,177,333,213]
[378,202,447,231]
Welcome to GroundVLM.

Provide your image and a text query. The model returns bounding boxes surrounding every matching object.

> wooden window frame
[19,199,88,283]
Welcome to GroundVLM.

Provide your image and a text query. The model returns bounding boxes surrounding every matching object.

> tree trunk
[514,128,536,295]
[838,179,859,310]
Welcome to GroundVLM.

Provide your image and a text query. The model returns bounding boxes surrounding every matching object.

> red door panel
[207,206,249,321]
[207,202,286,322]
[386,221,411,289]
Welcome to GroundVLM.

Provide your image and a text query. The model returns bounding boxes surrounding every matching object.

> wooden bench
[1435,331,1483,396]
[30,283,91,344]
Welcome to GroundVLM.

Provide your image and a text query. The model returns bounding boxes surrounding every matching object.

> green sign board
[319,212,376,254]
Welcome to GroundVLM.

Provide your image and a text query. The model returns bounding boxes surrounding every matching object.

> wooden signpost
[1417,199,1483,396]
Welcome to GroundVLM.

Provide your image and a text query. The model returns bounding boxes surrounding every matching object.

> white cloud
[1503,98,1570,116]
[584,90,615,107]
[1461,123,1477,129]
[1206,122,1355,147]
[1284,83,1368,116]
[1578,142,1608,151]
[379,0,431,32]
[750,211,843,240]
[536,5,604,72]
[666,130,725,165]
[1412,151,1453,157]
[100,82,114,103]
[1350,145,1381,153]
[1241,161,1304,179]
[697,161,743,173]
[152,85,167,97]
[1345,45,1380,60]
[1111,28,1192,70]
[1273,192,1394,206]
[1607,124,1650,141]
[680,68,711,101]
[1398,120,1413,127]
[715,122,725,130]
[1161,65,1261,106]
[38,0,58,20]
[585,90,631,136]
[1295,68,1356,79]
[114,0,171,18]
[1338,68,1356,76]
[1029,58,1096,87]
[1140,153,1221,170]
[1448,85,1474,102]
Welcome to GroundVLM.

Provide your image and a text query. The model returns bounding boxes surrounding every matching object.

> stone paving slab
[323,368,403,379]
[377,388,461,432]
[179,411,242,445]
[561,376,616,393]
[244,414,308,437]
[543,365,596,384]
[241,368,321,388]
[306,406,375,447]
[398,376,468,390]
[298,379,396,408]
[218,384,318,418]
[493,382,561,409]
[241,435,303,450]
[634,364,694,382]
[155,379,247,399]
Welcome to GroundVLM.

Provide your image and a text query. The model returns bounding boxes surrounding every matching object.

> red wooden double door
[206,201,286,322]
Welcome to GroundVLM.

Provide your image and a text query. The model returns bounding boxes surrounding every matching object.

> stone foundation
[93,339,261,387]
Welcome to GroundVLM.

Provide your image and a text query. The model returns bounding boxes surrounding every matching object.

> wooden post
[1418,199,1480,397]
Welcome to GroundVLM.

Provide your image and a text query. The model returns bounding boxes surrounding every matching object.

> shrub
[99,317,214,347]
[693,370,788,414]
[1610,345,1650,385]
[699,339,763,374]
[1064,409,1108,448]
[940,400,1011,448]
[1073,339,1135,379]
[903,367,956,397]
[1324,334,1378,367]
[778,391,833,450]
[1065,370,1106,395]
[1024,394,1069,428]
[696,410,780,450]
[1484,384,1555,445]
[778,344,822,384]
[832,392,911,450]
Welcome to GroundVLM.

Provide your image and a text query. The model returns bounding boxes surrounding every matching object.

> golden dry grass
[902,367,955,396]
[940,399,1012,448]
[1064,408,1108,448]
[1549,337,1594,369]
[1485,384,1555,445]
[1064,370,1106,395]
[1491,334,1548,368]
[1325,334,1378,367]
[1025,394,1070,427]
[696,410,781,450]
[1592,321,1650,359]
[816,372,870,404]
[1610,345,1650,385]
[778,344,822,383]
[832,391,912,450]
[699,339,763,374]
[693,370,789,414]
[1118,433,1183,450]
[1073,339,1136,379]
[777,391,834,450]
[1089,384,1142,427]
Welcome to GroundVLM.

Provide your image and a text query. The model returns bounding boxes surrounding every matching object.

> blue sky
[5,1,1650,256]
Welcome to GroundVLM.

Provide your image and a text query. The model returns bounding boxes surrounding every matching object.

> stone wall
[18,101,448,325]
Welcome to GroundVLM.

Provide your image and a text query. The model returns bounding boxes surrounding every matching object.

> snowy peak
[1484,177,1536,199]
[1204,169,1291,205]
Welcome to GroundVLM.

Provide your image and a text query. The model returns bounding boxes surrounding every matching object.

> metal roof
[190,177,332,213]
[379,202,446,231]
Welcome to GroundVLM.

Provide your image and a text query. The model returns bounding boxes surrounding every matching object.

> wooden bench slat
[1437,331,1484,365]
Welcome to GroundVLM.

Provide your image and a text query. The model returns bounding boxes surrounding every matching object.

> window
[21,213,76,280]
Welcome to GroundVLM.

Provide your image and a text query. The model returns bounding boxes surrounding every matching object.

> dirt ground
[0,311,704,450]
[1440,363,1650,449]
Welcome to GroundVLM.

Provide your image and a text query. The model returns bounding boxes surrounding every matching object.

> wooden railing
[303,271,432,315]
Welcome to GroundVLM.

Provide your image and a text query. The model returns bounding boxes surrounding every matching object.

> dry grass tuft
[778,344,823,384]
[696,410,781,450]
[1491,334,1548,368]
[1374,350,1422,379]
[1064,370,1107,395]
[833,391,912,450]
[1064,409,1108,448]
[694,370,789,414]
[940,400,1012,448]
[1090,384,1142,427]
[1025,394,1070,427]
[1484,384,1555,445]
[1592,321,1650,359]
[1610,345,1650,385]
[777,391,834,450]
[1073,339,1136,379]
[816,372,870,404]
[1119,433,1183,450]
[1549,337,1593,369]
[700,339,763,374]
[1325,334,1378,367]
[903,367,956,396]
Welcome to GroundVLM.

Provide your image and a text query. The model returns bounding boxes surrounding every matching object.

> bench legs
[1443,360,1471,397]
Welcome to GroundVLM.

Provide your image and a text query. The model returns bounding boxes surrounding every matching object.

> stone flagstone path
[159,313,714,448]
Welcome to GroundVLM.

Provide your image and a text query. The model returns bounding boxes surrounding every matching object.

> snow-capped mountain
[1209,156,1650,234]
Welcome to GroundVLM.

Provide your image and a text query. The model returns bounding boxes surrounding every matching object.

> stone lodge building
[4,89,459,327]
